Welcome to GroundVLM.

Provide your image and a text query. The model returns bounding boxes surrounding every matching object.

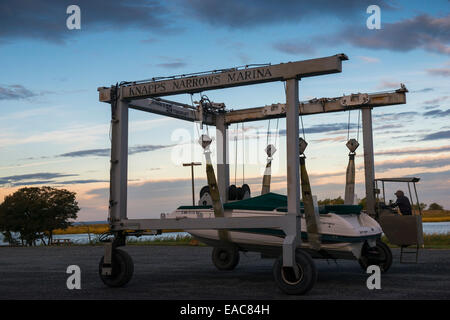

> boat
[165,192,391,271]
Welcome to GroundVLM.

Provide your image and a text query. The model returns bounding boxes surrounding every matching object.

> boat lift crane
[97,54,408,293]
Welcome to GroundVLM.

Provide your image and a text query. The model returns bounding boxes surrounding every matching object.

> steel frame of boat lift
[97,53,407,274]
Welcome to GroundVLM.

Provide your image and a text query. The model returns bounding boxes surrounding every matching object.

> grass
[126,235,204,246]
[421,210,450,222]
[53,224,109,235]
[382,233,450,249]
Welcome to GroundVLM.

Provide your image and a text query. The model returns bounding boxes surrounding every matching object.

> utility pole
[183,162,202,206]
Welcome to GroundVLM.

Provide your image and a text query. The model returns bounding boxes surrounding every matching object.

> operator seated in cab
[391,190,412,215]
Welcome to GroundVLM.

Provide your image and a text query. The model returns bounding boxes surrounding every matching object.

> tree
[412,203,427,211]
[318,196,345,206]
[358,197,367,210]
[428,203,444,211]
[0,187,79,246]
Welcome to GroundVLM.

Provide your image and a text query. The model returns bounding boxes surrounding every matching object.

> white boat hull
[167,207,382,260]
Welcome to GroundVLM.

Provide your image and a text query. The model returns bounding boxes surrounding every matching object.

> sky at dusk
[0,0,449,221]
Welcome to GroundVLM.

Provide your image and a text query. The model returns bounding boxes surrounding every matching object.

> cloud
[154,56,188,69]
[377,80,401,90]
[423,109,450,118]
[423,96,448,105]
[375,145,450,156]
[273,14,450,56]
[272,42,316,55]
[0,172,76,186]
[311,135,347,143]
[128,144,173,155]
[57,179,109,185]
[426,67,450,77]
[0,0,174,44]
[59,148,110,158]
[176,0,391,29]
[0,84,36,100]
[0,172,110,187]
[58,144,173,158]
[279,123,358,135]
[357,56,380,63]
[357,155,450,173]
[422,130,450,141]
[156,62,187,69]
[1,118,172,147]
[373,112,418,122]
[411,88,434,93]
[339,14,450,55]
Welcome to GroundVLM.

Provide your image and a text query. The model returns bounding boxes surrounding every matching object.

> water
[1,223,449,246]
[0,232,189,246]
[422,222,450,235]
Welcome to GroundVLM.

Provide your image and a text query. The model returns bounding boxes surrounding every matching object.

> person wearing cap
[392,190,412,215]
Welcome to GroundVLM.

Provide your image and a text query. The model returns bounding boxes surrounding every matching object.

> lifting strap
[199,134,230,242]
[261,144,276,195]
[261,119,278,195]
[344,110,360,204]
[299,137,321,250]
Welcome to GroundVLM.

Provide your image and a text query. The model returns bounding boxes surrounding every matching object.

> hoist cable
[190,93,202,140]
[234,124,238,185]
[242,122,245,184]
[300,114,306,140]
[274,118,279,147]
[357,110,361,142]
[347,110,351,141]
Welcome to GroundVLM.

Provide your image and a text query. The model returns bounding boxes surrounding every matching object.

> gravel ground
[0,245,449,300]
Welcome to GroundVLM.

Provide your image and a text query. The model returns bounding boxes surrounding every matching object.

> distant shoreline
[64,210,450,235]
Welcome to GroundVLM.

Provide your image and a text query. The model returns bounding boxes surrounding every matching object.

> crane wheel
[199,185,210,199]
[99,249,134,287]
[358,239,393,273]
[242,184,251,198]
[212,246,240,271]
[273,250,317,295]
[228,185,237,201]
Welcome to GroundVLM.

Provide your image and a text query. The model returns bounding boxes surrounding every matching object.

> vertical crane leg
[216,114,230,203]
[362,108,376,217]
[102,88,129,276]
[283,78,301,269]
[273,79,316,295]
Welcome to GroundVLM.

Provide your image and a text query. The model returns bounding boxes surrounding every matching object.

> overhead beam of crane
[124,87,407,127]
[98,54,348,102]
[224,87,408,124]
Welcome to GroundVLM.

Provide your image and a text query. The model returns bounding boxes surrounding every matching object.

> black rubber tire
[212,246,240,271]
[199,185,210,199]
[273,250,317,295]
[358,239,393,273]
[236,187,244,200]
[99,249,134,287]
[242,184,251,197]
[228,185,237,201]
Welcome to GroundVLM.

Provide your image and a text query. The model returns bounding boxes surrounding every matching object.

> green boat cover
[224,192,299,211]
[177,205,213,210]
[178,192,362,215]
